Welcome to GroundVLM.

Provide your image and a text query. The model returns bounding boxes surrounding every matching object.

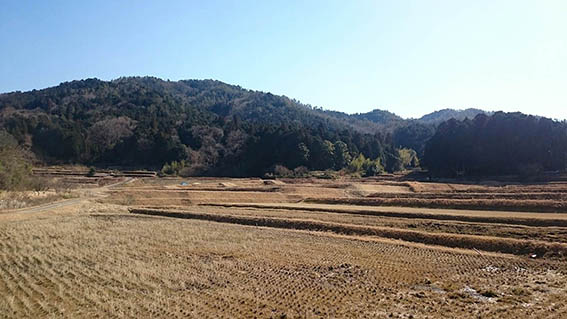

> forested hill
[0,77,408,176]
[1,77,563,178]
[0,77,373,132]
[424,112,567,177]
[352,109,405,128]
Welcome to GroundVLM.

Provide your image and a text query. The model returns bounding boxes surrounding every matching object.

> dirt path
[2,178,135,215]
[9,198,85,214]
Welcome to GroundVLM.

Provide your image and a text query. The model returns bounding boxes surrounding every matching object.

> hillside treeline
[0,77,407,176]
[424,112,567,177]
[3,77,562,179]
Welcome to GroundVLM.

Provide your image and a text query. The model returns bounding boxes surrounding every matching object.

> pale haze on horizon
[1,0,565,120]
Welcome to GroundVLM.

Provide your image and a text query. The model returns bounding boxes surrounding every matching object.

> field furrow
[2,177,567,318]
[129,208,567,258]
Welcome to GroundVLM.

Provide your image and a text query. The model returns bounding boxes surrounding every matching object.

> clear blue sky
[1,0,566,119]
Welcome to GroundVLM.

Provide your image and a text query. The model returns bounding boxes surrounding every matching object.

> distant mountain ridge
[353,109,404,125]
[417,108,489,124]
[0,77,490,131]
[351,107,488,125]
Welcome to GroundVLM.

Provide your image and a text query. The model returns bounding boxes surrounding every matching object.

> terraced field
[1,177,567,318]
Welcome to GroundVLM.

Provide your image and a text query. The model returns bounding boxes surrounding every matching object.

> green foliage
[296,143,310,166]
[0,77,409,176]
[0,131,32,190]
[399,148,420,169]
[424,112,567,176]
[87,167,96,177]
[392,122,436,157]
[383,148,404,173]
[348,154,365,173]
[364,161,384,177]
[309,139,336,171]
[161,160,187,176]
[347,154,384,176]
[333,141,352,170]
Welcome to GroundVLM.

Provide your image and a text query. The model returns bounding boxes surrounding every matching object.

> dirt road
[1,177,134,215]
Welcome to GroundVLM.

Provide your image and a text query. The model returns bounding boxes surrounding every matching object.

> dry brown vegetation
[2,176,567,317]
[308,197,567,213]
[129,207,567,257]
[0,189,76,210]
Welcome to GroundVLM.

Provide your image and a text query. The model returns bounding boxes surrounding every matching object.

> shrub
[161,160,187,176]
[364,161,383,176]
[293,166,309,177]
[30,177,50,193]
[273,165,293,177]
[178,165,206,177]
[347,154,384,176]
[399,148,420,169]
[0,131,32,190]
[87,167,96,177]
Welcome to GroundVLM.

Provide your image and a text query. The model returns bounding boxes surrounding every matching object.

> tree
[294,142,310,168]
[0,131,32,190]
[309,138,335,170]
[424,112,567,177]
[393,122,436,157]
[347,154,384,176]
[333,141,352,169]
[0,77,409,176]
[383,148,403,173]
[399,148,420,169]
[86,116,136,161]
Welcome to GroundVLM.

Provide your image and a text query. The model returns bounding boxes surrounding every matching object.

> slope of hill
[353,109,404,126]
[424,112,567,177]
[0,77,401,176]
[1,76,562,179]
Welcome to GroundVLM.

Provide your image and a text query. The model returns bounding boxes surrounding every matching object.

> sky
[1,0,566,120]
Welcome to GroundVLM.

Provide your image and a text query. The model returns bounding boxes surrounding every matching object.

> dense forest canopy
[3,77,561,178]
[0,77,411,176]
[424,112,567,177]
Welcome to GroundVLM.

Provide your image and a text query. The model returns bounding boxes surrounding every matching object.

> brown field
[2,176,567,318]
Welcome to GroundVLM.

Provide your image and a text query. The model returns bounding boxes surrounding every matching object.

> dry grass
[191,205,567,244]
[1,203,567,318]
[367,192,567,200]
[0,190,76,211]
[199,203,567,227]
[308,197,567,213]
[129,208,567,258]
[2,177,567,318]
